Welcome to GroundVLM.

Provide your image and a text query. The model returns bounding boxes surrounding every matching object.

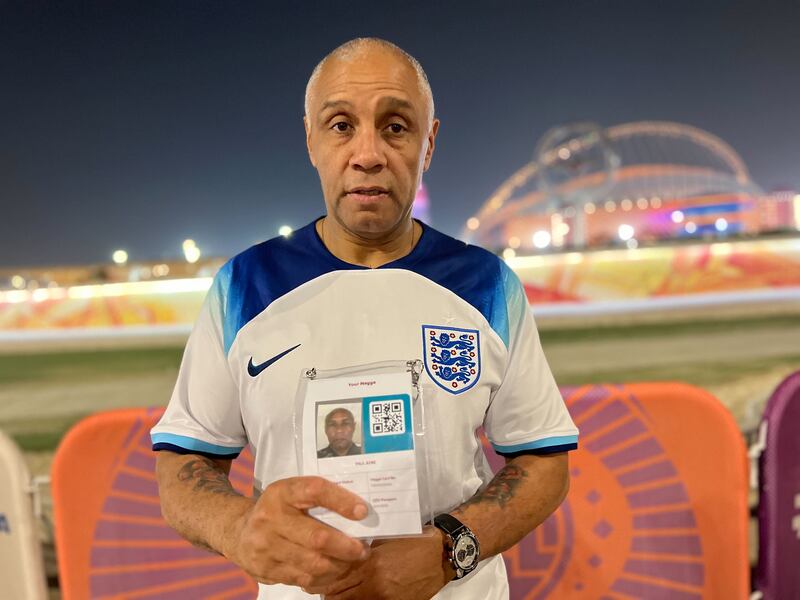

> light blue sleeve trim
[491,434,579,453]
[151,432,244,455]
[489,261,527,349]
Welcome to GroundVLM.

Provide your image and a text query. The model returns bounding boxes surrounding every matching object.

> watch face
[453,534,478,569]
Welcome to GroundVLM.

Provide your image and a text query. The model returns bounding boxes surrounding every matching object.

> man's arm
[155,450,372,589]
[319,451,569,600]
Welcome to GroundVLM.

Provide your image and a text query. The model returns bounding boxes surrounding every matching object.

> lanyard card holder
[293,359,434,540]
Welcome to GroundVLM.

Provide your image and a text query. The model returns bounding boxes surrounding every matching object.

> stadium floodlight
[532,230,551,249]
[618,224,635,241]
[279,225,293,237]
[112,250,128,265]
[11,275,25,289]
[685,222,698,234]
[671,210,685,223]
[715,218,728,232]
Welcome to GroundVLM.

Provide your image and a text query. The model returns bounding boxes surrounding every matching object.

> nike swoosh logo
[247,343,301,377]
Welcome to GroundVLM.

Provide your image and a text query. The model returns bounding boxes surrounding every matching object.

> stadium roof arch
[464,121,764,247]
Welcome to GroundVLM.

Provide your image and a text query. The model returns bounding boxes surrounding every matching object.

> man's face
[325,409,356,453]
[305,47,439,239]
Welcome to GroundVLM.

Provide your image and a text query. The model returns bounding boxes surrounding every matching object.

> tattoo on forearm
[177,457,238,496]
[457,463,528,510]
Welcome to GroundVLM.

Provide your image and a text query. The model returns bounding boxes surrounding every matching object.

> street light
[112,250,128,265]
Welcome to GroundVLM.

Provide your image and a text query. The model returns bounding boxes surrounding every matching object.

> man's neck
[317,217,419,268]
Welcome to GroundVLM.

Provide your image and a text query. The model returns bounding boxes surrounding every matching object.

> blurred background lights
[671,210,685,224]
[112,250,128,265]
[532,230,551,249]
[278,225,293,237]
[685,222,698,234]
[502,247,516,260]
[182,239,196,252]
[508,236,521,249]
[715,218,729,232]
[184,245,201,264]
[618,224,635,241]
[11,275,25,289]
[621,198,633,211]
[466,217,480,231]
[626,239,639,249]
[152,264,170,277]
[584,202,596,214]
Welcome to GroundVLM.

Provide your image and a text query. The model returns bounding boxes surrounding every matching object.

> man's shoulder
[416,223,505,271]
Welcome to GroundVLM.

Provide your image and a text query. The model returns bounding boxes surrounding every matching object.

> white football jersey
[151,220,578,600]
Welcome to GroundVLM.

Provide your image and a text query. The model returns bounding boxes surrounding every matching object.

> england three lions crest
[422,325,481,394]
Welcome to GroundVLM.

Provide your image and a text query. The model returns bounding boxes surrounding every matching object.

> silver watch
[433,513,480,579]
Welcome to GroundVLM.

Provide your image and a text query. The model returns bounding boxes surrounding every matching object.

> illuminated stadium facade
[464,121,799,252]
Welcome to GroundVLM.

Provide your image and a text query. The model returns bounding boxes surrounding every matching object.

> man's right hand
[225,476,370,589]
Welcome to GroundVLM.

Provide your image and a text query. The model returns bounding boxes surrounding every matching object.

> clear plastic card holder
[293,359,435,540]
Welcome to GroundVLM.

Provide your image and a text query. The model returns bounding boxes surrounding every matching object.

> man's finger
[283,476,369,520]
[274,516,369,563]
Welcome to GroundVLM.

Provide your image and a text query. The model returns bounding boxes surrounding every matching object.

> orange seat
[485,382,750,599]
[51,407,258,599]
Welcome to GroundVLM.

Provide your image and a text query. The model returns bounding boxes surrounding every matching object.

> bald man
[317,408,362,458]
[152,38,578,600]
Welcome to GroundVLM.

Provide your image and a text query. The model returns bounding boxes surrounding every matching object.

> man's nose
[349,128,386,172]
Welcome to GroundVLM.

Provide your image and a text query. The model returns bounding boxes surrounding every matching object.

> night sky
[2,0,798,267]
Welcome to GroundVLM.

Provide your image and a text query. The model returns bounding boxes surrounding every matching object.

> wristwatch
[432,513,480,579]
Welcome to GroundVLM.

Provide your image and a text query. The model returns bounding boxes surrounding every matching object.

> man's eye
[331,122,351,132]
[387,123,406,134]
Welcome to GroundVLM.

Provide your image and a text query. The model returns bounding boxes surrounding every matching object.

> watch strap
[433,513,467,537]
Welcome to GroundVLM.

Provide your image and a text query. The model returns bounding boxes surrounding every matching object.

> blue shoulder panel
[210,220,525,354]
[397,226,525,348]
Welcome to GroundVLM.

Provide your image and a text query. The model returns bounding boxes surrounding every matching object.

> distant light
[685,222,697,234]
[604,200,616,212]
[32,288,49,303]
[563,206,576,218]
[466,217,480,231]
[618,224,635,241]
[715,218,728,232]
[584,203,596,214]
[626,239,639,249]
[557,223,570,237]
[152,264,170,277]
[508,236,521,249]
[279,225,293,237]
[794,194,800,230]
[502,248,516,260]
[557,147,571,160]
[651,196,662,208]
[184,245,201,264]
[27,280,39,290]
[532,230,551,249]
[636,197,648,210]
[671,210,685,224]
[112,250,128,265]
[620,199,633,211]
[182,239,196,252]
[11,275,25,289]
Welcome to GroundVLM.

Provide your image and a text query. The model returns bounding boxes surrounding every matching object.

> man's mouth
[347,187,390,200]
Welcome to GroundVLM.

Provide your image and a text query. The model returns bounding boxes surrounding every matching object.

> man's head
[304,38,439,241]
[324,407,357,454]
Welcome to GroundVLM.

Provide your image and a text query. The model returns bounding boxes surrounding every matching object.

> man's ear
[304,116,316,167]
[422,118,440,172]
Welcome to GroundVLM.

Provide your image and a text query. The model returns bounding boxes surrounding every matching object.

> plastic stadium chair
[51,407,258,599]
[0,428,48,599]
[484,382,750,599]
[751,370,800,600]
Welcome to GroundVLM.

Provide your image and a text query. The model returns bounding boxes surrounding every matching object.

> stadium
[1,121,799,599]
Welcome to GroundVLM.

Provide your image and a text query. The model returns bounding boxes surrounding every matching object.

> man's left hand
[313,527,454,600]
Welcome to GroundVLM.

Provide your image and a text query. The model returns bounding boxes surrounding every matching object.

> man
[318,408,361,458]
[152,38,578,600]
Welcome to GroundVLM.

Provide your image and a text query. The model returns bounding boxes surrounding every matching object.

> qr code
[369,400,405,437]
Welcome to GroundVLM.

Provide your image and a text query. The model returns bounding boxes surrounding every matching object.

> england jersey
[151,220,578,600]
